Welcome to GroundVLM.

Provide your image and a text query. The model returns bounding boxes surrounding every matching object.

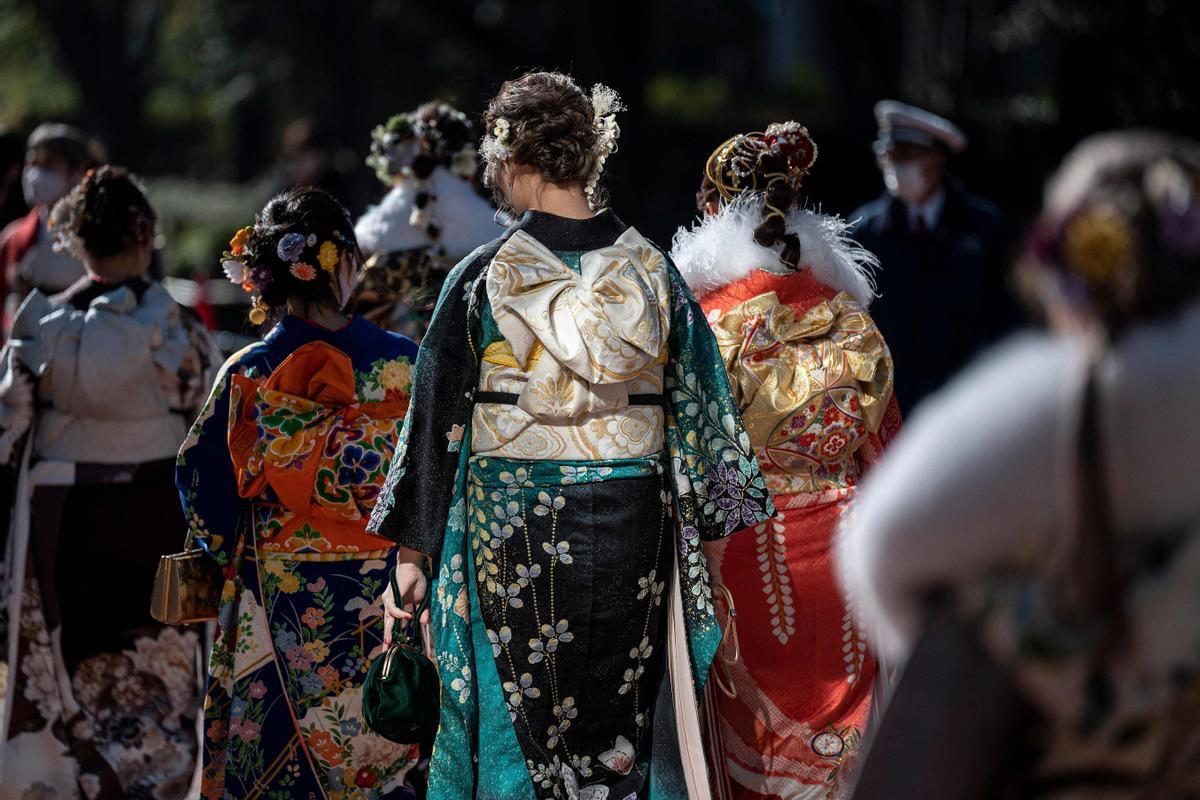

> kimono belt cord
[472,391,666,407]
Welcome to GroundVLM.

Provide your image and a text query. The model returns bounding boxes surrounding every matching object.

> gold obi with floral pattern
[471,227,670,461]
[708,285,893,495]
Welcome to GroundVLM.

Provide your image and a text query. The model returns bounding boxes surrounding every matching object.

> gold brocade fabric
[711,290,894,494]
[472,228,670,460]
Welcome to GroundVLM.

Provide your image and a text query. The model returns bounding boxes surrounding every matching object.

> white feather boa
[355,165,500,258]
[670,194,878,306]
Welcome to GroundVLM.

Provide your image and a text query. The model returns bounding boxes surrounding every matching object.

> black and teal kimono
[369,210,774,799]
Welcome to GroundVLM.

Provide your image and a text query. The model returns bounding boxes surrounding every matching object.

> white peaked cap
[874,99,967,154]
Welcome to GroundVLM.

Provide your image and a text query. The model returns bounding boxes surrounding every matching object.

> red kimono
[674,204,901,799]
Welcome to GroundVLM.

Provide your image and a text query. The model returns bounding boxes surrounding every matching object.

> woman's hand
[382,547,431,648]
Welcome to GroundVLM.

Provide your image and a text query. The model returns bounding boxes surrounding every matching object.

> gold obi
[711,290,894,494]
[472,227,670,461]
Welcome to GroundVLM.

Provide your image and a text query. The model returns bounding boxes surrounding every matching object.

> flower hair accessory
[1061,204,1136,286]
[479,117,511,168]
[366,106,479,184]
[584,84,626,209]
[220,224,355,322]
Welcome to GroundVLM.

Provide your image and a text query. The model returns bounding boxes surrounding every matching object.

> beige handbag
[150,531,223,625]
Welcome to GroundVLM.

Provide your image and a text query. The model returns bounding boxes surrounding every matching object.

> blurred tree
[20,0,163,161]
[0,0,80,127]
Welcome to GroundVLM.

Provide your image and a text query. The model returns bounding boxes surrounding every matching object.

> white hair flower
[480,117,512,180]
[221,258,247,286]
[584,84,626,208]
[494,118,511,144]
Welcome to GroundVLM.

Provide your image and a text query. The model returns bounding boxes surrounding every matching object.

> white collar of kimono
[486,227,671,420]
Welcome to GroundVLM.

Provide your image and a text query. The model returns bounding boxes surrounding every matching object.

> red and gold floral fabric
[698,268,901,800]
[702,269,898,496]
[227,340,406,554]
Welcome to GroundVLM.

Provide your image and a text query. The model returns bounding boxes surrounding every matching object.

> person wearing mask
[850,101,1013,413]
[0,124,104,333]
[0,166,218,799]
[839,130,1200,796]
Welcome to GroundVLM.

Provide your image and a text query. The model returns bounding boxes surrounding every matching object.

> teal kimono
[370,210,774,799]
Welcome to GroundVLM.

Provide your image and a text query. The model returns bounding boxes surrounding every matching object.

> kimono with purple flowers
[368,210,775,800]
[175,315,420,800]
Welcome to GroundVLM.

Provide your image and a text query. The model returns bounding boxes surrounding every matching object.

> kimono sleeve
[174,352,249,567]
[663,259,775,540]
[367,248,493,561]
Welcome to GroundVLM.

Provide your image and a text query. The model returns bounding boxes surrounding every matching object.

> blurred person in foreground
[0,166,218,799]
[672,122,900,799]
[349,101,497,340]
[851,101,1015,413]
[1,123,104,332]
[838,130,1200,796]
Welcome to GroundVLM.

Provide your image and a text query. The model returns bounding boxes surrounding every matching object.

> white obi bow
[486,227,671,420]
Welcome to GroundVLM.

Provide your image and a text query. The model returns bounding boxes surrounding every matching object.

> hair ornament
[480,117,511,168]
[277,231,307,262]
[584,84,626,209]
[317,240,340,271]
[1061,204,1136,287]
[290,262,318,282]
[222,257,248,288]
[703,122,818,216]
[221,226,261,292]
[367,106,478,185]
[248,295,269,325]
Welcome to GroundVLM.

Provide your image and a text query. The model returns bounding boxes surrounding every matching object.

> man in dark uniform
[851,101,1015,413]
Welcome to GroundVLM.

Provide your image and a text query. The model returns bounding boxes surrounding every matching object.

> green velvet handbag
[362,568,441,744]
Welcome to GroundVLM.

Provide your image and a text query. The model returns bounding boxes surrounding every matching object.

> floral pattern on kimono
[175,315,419,800]
[0,275,220,800]
[369,210,775,800]
[688,265,900,800]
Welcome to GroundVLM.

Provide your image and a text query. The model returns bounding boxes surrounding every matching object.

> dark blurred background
[2,0,1198,278]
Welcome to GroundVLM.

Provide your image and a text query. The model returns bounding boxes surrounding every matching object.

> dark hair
[27,123,105,172]
[367,101,477,184]
[48,165,155,259]
[243,186,359,319]
[415,101,475,177]
[481,71,601,204]
[697,122,818,270]
[1020,130,1200,334]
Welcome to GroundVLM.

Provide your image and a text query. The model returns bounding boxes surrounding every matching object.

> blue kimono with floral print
[369,211,774,799]
[176,315,421,800]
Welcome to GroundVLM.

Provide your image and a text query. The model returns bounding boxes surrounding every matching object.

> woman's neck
[87,251,147,283]
[287,299,350,330]
[525,182,594,220]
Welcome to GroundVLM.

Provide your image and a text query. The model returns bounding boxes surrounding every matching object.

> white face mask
[22,166,69,208]
[883,161,933,204]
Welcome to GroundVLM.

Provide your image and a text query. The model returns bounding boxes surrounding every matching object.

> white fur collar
[354,166,500,259]
[670,193,878,305]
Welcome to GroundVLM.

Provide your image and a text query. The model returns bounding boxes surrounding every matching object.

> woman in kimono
[670,123,901,799]
[349,101,498,340]
[175,187,421,799]
[0,166,217,798]
[368,71,774,800]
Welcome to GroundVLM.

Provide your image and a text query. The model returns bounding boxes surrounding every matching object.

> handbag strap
[389,566,430,648]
